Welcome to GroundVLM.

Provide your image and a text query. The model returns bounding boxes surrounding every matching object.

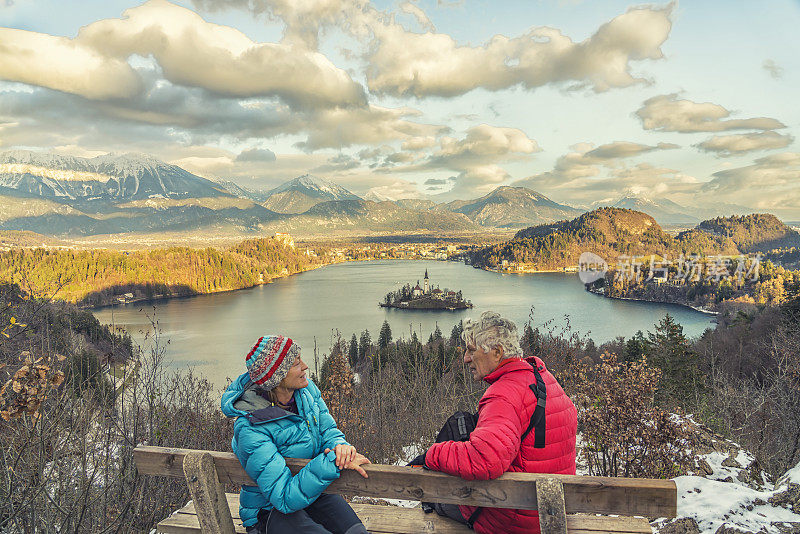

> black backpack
[408,363,548,528]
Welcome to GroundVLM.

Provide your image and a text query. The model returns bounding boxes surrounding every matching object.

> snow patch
[674,475,800,533]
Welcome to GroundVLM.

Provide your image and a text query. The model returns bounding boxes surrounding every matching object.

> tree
[433,324,443,342]
[449,321,463,347]
[623,331,647,362]
[358,329,372,362]
[378,320,393,350]
[646,314,703,409]
[348,333,358,366]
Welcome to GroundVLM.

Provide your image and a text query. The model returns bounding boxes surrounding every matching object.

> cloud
[192,0,345,50]
[294,105,448,150]
[696,131,793,157]
[0,0,366,109]
[763,59,783,79]
[0,69,444,156]
[584,141,678,159]
[365,4,673,98]
[236,147,277,162]
[310,153,359,172]
[432,124,540,166]
[636,94,786,133]
[401,136,437,151]
[0,28,143,100]
[392,124,540,196]
[700,153,800,215]
[424,177,453,186]
[511,141,697,205]
[399,2,435,32]
[703,152,800,197]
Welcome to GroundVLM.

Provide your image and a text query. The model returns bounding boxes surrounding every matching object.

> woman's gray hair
[461,311,522,359]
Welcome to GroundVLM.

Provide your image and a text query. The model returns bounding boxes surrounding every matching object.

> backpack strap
[466,507,483,530]
[520,364,547,448]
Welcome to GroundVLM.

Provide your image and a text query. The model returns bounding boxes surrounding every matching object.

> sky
[0,0,798,216]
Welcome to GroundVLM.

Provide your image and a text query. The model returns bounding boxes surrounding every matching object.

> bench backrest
[133,445,676,519]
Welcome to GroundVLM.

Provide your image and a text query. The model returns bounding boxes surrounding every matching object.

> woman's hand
[325,444,357,469]
[324,446,371,478]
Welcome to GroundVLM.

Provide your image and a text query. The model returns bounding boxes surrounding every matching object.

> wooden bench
[134,446,676,534]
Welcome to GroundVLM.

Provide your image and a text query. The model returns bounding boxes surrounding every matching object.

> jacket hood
[221,371,296,424]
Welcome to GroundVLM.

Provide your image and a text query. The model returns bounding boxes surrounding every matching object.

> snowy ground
[659,427,800,533]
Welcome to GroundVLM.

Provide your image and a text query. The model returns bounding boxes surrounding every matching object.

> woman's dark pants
[246,493,367,534]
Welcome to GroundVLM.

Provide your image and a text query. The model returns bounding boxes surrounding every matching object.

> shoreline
[474,262,720,316]
[85,257,454,310]
[86,261,335,310]
[585,286,719,316]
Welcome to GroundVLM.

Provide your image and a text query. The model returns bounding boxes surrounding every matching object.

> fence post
[183,451,236,534]
[536,477,567,534]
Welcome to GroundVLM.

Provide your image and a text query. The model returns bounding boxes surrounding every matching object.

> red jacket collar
[483,357,533,384]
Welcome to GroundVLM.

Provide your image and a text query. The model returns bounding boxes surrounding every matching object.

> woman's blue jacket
[220,372,349,527]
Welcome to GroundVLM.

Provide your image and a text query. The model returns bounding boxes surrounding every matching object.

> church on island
[380,270,472,310]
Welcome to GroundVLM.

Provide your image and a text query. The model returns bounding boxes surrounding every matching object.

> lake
[92,260,715,389]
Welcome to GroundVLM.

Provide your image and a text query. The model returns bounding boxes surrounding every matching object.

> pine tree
[646,314,702,408]
[358,329,372,362]
[348,333,358,366]
[623,331,647,362]
[378,320,393,350]
[449,320,463,347]
[433,324,443,341]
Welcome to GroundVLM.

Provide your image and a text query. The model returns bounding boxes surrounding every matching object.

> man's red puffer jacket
[425,356,577,534]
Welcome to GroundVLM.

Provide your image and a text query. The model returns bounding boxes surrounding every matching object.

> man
[423,311,577,534]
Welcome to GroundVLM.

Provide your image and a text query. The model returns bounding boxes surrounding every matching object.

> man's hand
[344,453,371,478]
[324,444,357,469]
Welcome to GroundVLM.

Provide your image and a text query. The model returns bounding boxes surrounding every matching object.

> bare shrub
[573,353,696,479]
[0,289,234,533]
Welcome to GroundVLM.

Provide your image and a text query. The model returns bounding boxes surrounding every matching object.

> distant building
[424,269,429,293]
[413,282,423,297]
[273,233,295,249]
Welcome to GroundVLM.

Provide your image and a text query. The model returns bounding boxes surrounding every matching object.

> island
[379,269,473,310]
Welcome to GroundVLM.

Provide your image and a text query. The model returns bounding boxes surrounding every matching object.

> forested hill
[0,238,326,306]
[692,213,800,253]
[467,207,751,270]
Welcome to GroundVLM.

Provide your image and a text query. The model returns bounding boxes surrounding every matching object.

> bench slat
[162,497,652,534]
[135,446,676,518]
[158,512,247,534]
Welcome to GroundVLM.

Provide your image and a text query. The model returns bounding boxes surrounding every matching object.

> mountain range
[0,150,781,238]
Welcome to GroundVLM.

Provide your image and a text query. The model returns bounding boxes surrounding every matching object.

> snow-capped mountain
[439,186,584,228]
[0,150,230,202]
[609,196,699,226]
[595,196,757,227]
[364,190,395,202]
[262,174,361,213]
[211,178,271,203]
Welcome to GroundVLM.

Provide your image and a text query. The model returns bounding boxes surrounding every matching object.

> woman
[221,334,370,534]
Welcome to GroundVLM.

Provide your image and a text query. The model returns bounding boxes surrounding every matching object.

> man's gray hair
[461,311,522,360]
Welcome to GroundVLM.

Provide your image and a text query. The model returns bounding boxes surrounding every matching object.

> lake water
[92,260,715,389]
